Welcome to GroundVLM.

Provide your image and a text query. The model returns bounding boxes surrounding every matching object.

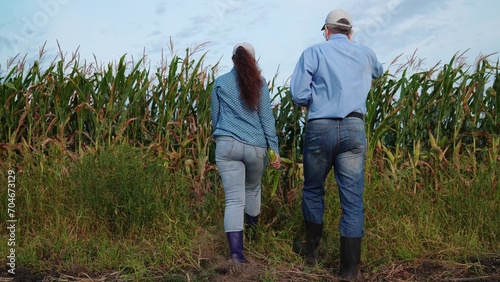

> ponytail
[232,46,263,110]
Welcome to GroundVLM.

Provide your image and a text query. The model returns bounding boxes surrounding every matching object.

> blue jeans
[302,117,366,238]
[215,136,267,232]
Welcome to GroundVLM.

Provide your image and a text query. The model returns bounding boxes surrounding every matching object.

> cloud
[1,0,498,85]
[155,2,167,16]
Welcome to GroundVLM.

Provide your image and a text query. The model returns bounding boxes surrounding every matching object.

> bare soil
[1,254,499,282]
[2,230,498,281]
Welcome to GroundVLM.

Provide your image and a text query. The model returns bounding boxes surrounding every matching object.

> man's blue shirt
[290,34,383,120]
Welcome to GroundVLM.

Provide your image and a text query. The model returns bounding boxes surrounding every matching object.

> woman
[211,42,281,263]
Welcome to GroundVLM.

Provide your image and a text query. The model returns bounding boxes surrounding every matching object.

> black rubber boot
[338,236,364,281]
[226,231,248,263]
[293,221,323,265]
[245,213,259,241]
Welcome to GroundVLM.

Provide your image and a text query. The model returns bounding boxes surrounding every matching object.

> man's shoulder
[310,40,331,49]
[302,41,329,55]
[351,41,377,54]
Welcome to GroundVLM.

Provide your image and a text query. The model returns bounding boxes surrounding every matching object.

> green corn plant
[486,67,500,164]
[1,64,26,147]
[1,47,498,197]
[268,79,305,204]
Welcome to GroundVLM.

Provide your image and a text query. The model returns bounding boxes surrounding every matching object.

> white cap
[233,42,255,58]
[321,9,353,30]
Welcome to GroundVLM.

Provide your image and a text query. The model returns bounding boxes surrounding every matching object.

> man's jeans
[302,117,366,238]
[215,136,267,232]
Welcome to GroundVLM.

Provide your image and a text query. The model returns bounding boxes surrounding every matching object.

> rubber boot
[226,231,247,263]
[292,221,323,265]
[245,213,259,241]
[338,236,364,281]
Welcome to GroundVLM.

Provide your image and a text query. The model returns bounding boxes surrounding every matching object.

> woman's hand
[269,153,281,169]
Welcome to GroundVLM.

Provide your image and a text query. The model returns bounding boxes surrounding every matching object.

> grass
[0,142,498,280]
[0,46,499,280]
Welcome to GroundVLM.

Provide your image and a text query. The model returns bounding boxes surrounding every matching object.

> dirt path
[2,255,499,281]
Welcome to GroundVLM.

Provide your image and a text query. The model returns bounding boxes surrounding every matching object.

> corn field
[0,47,499,194]
[0,46,499,281]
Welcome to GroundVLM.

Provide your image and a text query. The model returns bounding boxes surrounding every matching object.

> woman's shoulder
[215,69,236,83]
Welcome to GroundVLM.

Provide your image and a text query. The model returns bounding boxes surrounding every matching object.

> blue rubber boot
[226,231,248,263]
[245,213,259,241]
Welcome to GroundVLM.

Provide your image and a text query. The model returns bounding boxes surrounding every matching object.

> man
[290,9,383,280]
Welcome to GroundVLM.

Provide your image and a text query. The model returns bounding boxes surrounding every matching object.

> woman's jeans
[302,117,366,238]
[215,136,267,232]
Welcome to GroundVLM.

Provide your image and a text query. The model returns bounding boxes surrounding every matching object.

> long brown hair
[232,46,263,111]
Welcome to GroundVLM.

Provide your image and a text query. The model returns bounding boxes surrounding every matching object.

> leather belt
[344,112,365,120]
[309,112,364,122]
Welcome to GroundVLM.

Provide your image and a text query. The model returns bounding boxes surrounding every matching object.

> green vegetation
[0,45,498,281]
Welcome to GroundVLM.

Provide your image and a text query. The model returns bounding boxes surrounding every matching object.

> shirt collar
[328,34,348,41]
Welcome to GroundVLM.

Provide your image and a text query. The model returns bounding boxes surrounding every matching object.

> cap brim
[321,25,325,31]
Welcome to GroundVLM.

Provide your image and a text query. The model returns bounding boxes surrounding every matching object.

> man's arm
[371,52,384,79]
[290,51,314,107]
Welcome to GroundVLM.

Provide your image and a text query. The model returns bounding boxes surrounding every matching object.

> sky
[1,0,499,85]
